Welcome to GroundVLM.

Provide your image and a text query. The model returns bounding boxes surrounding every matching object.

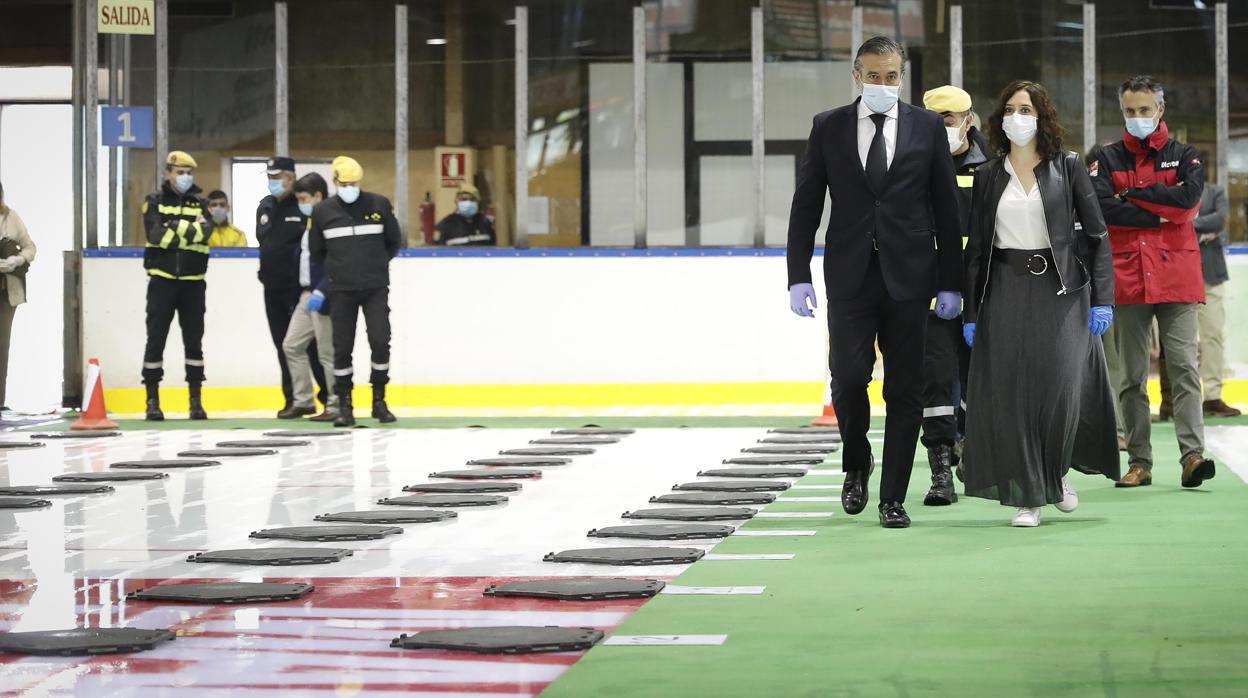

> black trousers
[329,287,391,395]
[920,312,970,448]
[142,277,206,386]
[264,285,328,407]
[827,254,929,504]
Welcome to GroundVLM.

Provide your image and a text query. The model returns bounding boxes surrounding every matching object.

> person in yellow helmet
[141,150,211,421]
[433,183,496,246]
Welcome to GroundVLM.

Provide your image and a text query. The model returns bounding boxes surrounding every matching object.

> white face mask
[861,83,901,114]
[337,185,360,204]
[1002,114,1038,147]
[946,122,966,154]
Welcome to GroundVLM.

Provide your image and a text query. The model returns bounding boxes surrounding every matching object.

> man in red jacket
[1091,75,1215,490]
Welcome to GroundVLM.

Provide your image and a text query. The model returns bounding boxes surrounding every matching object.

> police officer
[433,183,496,246]
[308,156,402,427]
[918,85,988,505]
[257,156,329,417]
[141,150,211,421]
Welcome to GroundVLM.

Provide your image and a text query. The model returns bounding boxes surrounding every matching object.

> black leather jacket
[964,152,1114,323]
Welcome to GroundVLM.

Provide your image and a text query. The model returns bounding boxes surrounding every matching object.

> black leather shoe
[145,398,164,422]
[334,395,356,428]
[840,455,874,516]
[923,445,958,506]
[372,400,397,424]
[879,501,911,528]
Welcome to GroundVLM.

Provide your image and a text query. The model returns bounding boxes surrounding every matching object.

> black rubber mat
[768,427,840,435]
[723,455,826,466]
[378,494,507,508]
[52,471,168,483]
[0,441,45,450]
[0,484,114,496]
[430,469,541,480]
[696,467,807,478]
[29,432,122,440]
[250,525,402,541]
[111,459,221,469]
[530,436,620,446]
[391,626,604,654]
[622,506,757,521]
[402,481,521,494]
[742,444,838,455]
[128,582,314,604]
[497,447,595,457]
[467,456,572,467]
[315,510,457,524]
[0,628,175,656]
[544,547,705,566]
[262,430,349,438]
[216,439,311,448]
[649,491,776,506]
[187,548,353,565]
[0,497,52,510]
[588,523,734,540]
[484,579,664,601]
[759,434,842,444]
[551,428,636,435]
[177,448,277,457]
[672,480,791,493]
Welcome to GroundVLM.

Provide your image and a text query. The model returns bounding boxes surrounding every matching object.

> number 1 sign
[101,106,153,148]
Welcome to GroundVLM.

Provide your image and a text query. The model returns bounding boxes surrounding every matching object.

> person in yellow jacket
[205,190,248,247]
[141,150,211,421]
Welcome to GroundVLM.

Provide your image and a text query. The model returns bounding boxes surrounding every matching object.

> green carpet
[30,416,823,431]
[545,423,1248,698]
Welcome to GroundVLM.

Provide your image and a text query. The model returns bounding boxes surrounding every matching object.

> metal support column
[1216,1,1228,191]
[1083,2,1096,154]
[155,0,168,182]
[850,3,863,97]
[72,0,83,252]
[108,34,119,247]
[514,6,529,248]
[395,2,409,238]
[85,0,99,249]
[121,34,131,243]
[751,6,765,247]
[633,5,647,248]
[949,4,962,88]
[275,0,288,155]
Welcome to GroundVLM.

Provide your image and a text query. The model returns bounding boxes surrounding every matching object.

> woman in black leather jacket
[960,80,1120,527]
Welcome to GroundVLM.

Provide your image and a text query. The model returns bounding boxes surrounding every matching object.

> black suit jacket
[786,99,963,302]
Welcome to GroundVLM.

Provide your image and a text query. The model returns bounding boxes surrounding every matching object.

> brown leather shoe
[1203,399,1242,418]
[1116,465,1153,488]
[1180,453,1216,488]
[277,405,316,419]
[308,410,337,422]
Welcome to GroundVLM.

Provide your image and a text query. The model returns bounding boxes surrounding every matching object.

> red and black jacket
[1090,121,1205,305]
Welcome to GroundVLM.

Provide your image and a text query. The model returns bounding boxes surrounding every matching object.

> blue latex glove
[307,290,326,313]
[1088,305,1113,337]
[789,283,817,318]
[963,322,976,347]
[935,291,961,321]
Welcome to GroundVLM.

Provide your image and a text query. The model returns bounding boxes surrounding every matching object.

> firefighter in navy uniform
[918,85,988,505]
[308,156,403,427]
[141,150,211,421]
[433,183,496,246]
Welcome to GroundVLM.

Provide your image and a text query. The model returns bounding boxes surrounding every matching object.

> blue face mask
[174,173,194,193]
[1125,116,1158,140]
[268,179,287,198]
[861,83,900,114]
[457,200,479,218]
[298,202,314,217]
[338,185,360,204]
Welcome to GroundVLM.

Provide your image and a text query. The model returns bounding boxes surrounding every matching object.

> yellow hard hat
[166,150,197,168]
[331,155,363,183]
[923,85,972,114]
[458,183,480,199]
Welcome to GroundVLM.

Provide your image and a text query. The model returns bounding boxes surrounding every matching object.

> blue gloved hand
[963,322,976,347]
[307,290,326,313]
[935,291,961,321]
[1088,305,1113,337]
[789,283,817,318]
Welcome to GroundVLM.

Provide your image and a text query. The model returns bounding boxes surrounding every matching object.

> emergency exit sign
[98,0,155,35]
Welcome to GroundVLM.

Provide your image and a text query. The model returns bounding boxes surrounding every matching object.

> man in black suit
[786,36,963,528]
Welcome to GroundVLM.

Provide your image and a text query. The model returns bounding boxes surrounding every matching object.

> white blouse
[993,156,1050,251]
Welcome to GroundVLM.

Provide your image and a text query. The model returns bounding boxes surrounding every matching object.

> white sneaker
[1056,476,1079,513]
[1011,507,1041,527]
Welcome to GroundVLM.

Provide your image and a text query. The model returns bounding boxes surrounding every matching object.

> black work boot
[188,384,208,420]
[923,444,958,506]
[144,383,164,422]
[334,392,356,427]
[372,384,396,424]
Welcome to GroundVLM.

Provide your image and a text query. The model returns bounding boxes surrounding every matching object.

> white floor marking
[776,496,839,503]
[753,511,834,518]
[788,484,841,490]
[702,554,794,561]
[731,530,816,537]
[603,634,728,646]
[661,586,765,595]
[1204,425,1248,484]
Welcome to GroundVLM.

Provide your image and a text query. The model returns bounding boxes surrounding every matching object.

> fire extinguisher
[418,192,435,245]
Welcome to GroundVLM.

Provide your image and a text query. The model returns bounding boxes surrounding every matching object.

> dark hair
[1119,75,1165,108]
[293,172,328,199]
[988,80,1065,160]
[854,36,906,75]
[206,190,227,201]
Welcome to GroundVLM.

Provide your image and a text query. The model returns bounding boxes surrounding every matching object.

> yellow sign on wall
[98,0,155,35]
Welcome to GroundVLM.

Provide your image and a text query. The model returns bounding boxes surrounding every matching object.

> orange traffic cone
[71,358,118,430]
[811,368,838,427]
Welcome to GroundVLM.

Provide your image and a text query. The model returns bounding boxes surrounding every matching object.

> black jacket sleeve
[1069,153,1114,308]
[785,114,829,288]
[381,197,402,258]
[1092,150,1161,230]
[1194,184,1230,245]
[962,167,989,324]
[928,113,964,294]
[308,208,326,263]
[143,193,181,248]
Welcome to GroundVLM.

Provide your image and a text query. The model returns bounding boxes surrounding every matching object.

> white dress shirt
[856,98,898,170]
[994,156,1050,250]
[299,228,312,288]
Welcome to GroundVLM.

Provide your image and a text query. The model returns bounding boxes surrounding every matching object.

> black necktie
[866,113,888,194]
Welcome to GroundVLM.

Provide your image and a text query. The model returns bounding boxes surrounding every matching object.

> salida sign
[98,0,155,35]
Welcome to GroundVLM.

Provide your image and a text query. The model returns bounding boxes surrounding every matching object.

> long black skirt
[962,252,1121,507]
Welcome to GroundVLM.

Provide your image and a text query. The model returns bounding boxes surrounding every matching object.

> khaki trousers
[1198,281,1227,401]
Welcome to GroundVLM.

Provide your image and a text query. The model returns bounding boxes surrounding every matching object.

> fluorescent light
[427,38,447,45]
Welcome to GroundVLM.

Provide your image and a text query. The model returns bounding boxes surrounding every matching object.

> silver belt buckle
[1027,254,1048,276]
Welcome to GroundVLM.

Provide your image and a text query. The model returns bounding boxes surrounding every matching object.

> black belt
[993,248,1054,277]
